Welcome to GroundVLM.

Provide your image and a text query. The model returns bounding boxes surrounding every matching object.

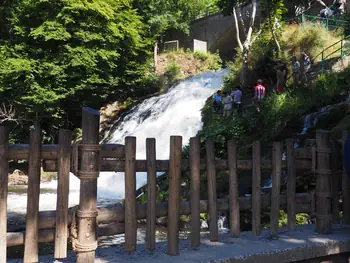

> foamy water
[7,69,229,214]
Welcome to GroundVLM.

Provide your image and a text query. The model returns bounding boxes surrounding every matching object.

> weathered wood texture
[287,139,296,231]
[43,158,313,173]
[146,138,156,251]
[315,130,332,234]
[8,143,124,160]
[206,140,219,242]
[24,129,42,263]
[252,141,261,237]
[167,136,182,256]
[8,193,315,248]
[331,140,340,224]
[0,126,9,263]
[342,131,350,224]
[124,137,137,253]
[190,137,201,248]
[227,140,240,237]
[55,130,72,258]
[76,107,100,263]
[271,142,282,238]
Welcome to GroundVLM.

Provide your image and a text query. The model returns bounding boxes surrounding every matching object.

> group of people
[212,88,242,117]
[320,0,346,18]
[212,51,313,116]
[212,79,266,117]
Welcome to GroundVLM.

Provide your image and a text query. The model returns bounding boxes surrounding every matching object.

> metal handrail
[313,35,350,72]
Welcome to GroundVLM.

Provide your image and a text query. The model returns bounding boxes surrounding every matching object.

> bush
[164,59,182,83]
[194,51,210,61]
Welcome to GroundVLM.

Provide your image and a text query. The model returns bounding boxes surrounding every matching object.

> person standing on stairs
[222,92,233,118]
[254,79,266,113]
[231,86,243,114]
[212,90,223,113]
[301,52,311,83]
[292,56,301,88]
[276,63,287,94]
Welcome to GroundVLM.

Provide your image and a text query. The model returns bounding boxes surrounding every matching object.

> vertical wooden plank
[270,142,282,238]
[252,141,261,237]
[315,130,332,234]
[342,131,350,224]
[24,129,41,263]
[190,137,201,248]
[54,129,72,258]
[76,107,100,263]
[286,139,296,231]
[0,126,9,263]
[206,140,218,242]
[146,138,156,251]
[125,136,137,252]
[227,140,240,238]
[331,140,340,224]
[167,136,182,256]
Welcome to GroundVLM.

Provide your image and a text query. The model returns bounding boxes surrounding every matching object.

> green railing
[313,34,350,72]
[285,14,346,31]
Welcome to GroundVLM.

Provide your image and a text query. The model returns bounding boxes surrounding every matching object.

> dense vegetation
[0,0,218,142]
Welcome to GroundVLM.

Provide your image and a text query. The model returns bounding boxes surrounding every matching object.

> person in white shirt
[222,92,233,118]
[231,86,243,114]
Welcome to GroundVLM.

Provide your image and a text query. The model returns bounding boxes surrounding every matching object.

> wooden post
[286,139,296,231]
[331,140,340,224]
[146,138,156,251]
[252,141,261,237]
[190,137,201,248]
[227,140,240,238]
[24,129,41,263]
[315,130,332,234]
[342,131,350,224]
[55,129,72,258]
[0,126,9,263]
[124,136,137,252]
[76,107,100,263]
[206,140,218,242]
[167,136,182,256]
[270,142,282,238]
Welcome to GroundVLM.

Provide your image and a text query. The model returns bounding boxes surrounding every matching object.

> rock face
[8,169,28,186]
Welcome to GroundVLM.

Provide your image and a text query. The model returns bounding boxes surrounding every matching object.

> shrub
[164,59,182,83]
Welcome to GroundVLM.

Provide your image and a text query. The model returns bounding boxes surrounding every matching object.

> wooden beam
[43,158,312,173]
[10,193,313,246]
[8,143,124,160]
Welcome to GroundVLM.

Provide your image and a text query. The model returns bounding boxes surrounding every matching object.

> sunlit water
[7,69,229,215]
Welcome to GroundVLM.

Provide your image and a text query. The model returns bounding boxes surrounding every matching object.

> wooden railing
[1,107,350,263]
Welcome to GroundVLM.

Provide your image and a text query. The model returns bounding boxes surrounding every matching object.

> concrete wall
[162,3,262,60]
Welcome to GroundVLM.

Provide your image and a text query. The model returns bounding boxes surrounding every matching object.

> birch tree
[231,0,261,86]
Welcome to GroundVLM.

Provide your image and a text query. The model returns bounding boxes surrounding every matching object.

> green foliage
[164,59,183,83]
[133,0,219,36]
[194,51,222,71]
[0,0,160,139]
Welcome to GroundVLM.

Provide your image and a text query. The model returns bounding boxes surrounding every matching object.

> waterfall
[97,69,229,200]
[7,69,229,214]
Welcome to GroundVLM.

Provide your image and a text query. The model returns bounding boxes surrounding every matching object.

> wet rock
[8,170,28,186]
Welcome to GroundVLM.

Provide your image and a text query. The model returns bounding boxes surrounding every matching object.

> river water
[8,69,229,215]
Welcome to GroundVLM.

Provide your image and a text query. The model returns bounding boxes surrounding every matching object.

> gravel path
[8,225,350,263]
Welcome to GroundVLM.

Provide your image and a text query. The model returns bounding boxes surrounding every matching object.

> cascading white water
[7,69,229,214]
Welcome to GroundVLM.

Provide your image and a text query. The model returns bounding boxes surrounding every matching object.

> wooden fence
[1,107,350,263]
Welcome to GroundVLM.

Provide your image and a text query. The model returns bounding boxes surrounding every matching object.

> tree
[217,0,261,86]
[133,0,219,38]
[261,0,286,53]
[0,0,157,139]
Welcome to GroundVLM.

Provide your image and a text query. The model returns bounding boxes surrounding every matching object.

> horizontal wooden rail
[43,158,313,172]
[8,143,125,160]
[31,193,312,233]
[8,193,313,247]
